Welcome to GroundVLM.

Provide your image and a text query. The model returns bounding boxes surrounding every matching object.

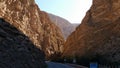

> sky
[35,0,92,24]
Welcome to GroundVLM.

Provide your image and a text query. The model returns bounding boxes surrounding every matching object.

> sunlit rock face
[48,13,79,39]
[0,19,46,68]
[0,0,64,61]
[38,11,64,59]
[63,0,120,64]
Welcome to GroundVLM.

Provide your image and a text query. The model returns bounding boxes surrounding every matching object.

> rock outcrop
[40,12,64,59]
[63,0,120,65]
[48,13,78,39]
[0,19,46,68]
[0,0,64,65]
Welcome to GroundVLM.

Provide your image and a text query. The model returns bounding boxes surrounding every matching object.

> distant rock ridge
[0,0,64,66]
[63,0,120,65]
[48,13,79,39]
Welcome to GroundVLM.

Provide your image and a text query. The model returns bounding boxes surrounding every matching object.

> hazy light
[35,0,92,24]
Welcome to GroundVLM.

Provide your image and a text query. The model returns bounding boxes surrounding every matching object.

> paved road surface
[67,63,88,68]
[46,61,74,68]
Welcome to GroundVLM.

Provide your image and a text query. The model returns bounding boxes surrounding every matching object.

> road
[46,61,74,68]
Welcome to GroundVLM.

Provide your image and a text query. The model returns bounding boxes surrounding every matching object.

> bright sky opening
[35,0,92,24]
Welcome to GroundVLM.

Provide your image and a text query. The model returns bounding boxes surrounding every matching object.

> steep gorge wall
[63,0,120,64]
[0,19,46,68]
[0,0,64,66]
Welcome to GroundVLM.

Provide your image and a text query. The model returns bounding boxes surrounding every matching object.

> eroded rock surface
[0,19,46,68]
[63,0,120,64]
[0,0,64,64]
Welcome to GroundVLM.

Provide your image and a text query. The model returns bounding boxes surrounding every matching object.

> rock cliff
[48,13,78,39]
[63,0,120,65]
[0,0,64,65]
[0,19,46,68]
[40,12,64,59]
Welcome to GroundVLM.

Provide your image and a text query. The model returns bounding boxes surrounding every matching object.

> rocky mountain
[63,0,120,65]
[48,13,79,39]
[0,0,64,67]
[0,19,46,68]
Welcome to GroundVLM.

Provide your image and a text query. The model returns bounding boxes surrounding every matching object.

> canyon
[63,0,120,65]
[0,0,64,67]
[1,0,120,67]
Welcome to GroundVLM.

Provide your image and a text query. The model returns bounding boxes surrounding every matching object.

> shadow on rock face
[0,18,46,68]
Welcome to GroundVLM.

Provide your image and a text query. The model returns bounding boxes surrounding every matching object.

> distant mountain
[48,13,79,39]
[63,0,120,66]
